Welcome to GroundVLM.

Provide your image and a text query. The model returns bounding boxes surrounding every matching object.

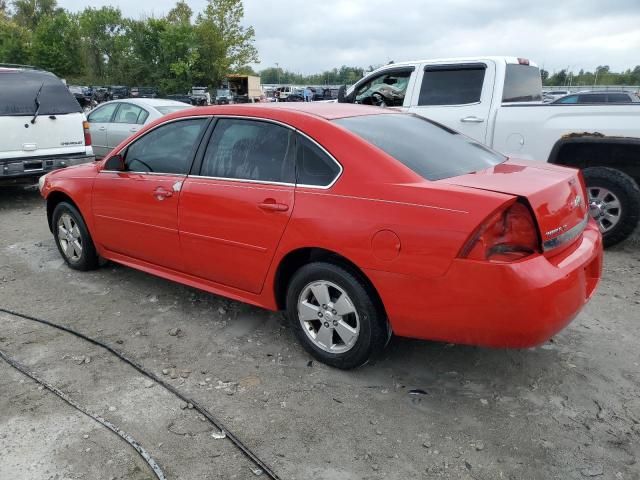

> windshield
[156,105,192,114]
[0,70,82,116]
[503,64,542,102]
[334,113,506,181]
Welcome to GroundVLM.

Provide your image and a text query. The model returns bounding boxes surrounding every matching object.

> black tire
[285,262,388,369]
[52,201,99,271]
[583,167,640,247]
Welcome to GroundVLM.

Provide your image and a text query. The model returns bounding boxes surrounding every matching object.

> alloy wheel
[588,186,622,233]
[57,213,83,262]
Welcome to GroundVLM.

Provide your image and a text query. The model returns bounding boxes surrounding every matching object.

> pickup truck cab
[0,66,94,184]
[338,57,640,246]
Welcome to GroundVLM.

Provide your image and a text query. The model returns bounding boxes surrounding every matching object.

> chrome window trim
[100,170,186,177]
[543,214,589,251]
[191,115,344,190]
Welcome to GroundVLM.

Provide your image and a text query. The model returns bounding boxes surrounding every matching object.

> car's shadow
[0,184,43,211]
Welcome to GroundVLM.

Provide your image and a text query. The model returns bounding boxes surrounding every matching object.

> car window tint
[335,113,505,181]
[114,104,145,124]
[296,135,341,186]
[354,69,413,107]
[419,65,486,106]
[88,103,118,123]
[578,94,606,103]
[0,70,82,116]
[503,64,542,102]
[124,119,206,174]
[607,93,630,103]
[557,95,578,104]
[200,119,294,183]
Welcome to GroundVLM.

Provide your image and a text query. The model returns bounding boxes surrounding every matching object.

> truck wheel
[583,167,640,247]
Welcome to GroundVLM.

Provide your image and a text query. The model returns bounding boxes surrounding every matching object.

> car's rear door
[408,61,495,143]
[92,117,209,270]
[178,117,295,294]
[106,102,148,150]
[87,103,119,158]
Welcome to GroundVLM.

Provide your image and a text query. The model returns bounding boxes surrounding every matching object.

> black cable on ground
[0,307,280,480]
[0,348,166,480]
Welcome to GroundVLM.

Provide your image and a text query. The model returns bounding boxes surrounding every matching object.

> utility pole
[275,63,280,84]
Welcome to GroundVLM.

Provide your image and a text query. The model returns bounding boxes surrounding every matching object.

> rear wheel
[285,262,388,369]
[52,202,99,271]
[583,167,640,247]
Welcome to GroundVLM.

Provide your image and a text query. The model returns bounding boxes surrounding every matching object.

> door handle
[258,199,289,212]
[460,116,485,123]
[153,187,173,200]
[98,126,106,131]
[129,127,139,133]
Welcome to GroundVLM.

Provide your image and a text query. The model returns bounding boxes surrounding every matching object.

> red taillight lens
[459,201,540,262]
[83,120,92,146]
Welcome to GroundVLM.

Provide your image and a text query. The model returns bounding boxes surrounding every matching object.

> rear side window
[578,94,606,103]
[114,104,147,124]
[503,64,543,102]
[200,119,294,183]
[335,114,505,181]
[0,70,82,116]
[418,65,485,106]
[296,135,341,187]
[607,93,631,103]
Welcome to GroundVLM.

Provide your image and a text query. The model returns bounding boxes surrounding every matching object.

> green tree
[79,6,126,83]
[167,0,192,24]
[0,16,31,63]
[11,0,57,29]
[31,11,82,77]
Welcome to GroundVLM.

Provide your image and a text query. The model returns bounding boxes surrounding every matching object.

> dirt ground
[1,184,639,480]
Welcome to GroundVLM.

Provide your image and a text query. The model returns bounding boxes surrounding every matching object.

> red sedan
[39,104,602,369]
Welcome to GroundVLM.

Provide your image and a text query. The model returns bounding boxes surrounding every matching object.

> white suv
[0,66,94,184]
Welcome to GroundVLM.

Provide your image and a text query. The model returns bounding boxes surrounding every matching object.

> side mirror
[104,154,125,171]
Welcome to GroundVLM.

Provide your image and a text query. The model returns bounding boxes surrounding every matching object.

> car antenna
[30,82,45,125]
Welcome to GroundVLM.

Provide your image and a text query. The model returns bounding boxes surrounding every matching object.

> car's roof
[102,98,192,109]
[370,56,539,69]
[173,103,397,121]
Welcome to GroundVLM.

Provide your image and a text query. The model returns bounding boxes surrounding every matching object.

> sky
[57,0,640,75]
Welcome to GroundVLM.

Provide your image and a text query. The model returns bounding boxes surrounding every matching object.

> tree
[11,0,58,29]
[194,0,258,87]
[31,11,82,77]
[79,6,126,83]
[167,0,192,24]
[0,16,31,63]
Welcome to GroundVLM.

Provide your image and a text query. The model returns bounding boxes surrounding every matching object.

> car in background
[552,91,640,104]
[542,90,570,102]
[131,86,158,99]
[191,86,211,105]
[165,93,194,105]
[109,85,130,100]
[0,66,94,184]
[68,85,92,109]
[215,88,234,105]
[86,98,192,158]
[40,103,602,369]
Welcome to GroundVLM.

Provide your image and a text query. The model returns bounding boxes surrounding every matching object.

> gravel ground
[1,185,639,480]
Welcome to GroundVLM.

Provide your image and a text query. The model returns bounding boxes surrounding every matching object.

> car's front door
[92,117,208,271]
[408,61,495,143]
[87,103,119,158]
[349,67,417,108]
[179,118,295,294]
[107,102,148,150]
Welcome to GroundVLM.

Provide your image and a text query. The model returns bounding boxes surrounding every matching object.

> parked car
[552,91,640,104]
[131,86,158,99]
[215,88,234,105]
[87,98,192,158]
[0,65,94,184]
[109,85,130,100]
[68,85,92,109]
[337,56,640,247]
[165,93,194,105]
[39,103,602,369]
[190,86,210,105]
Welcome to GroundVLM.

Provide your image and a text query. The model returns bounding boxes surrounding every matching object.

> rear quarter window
[0,70,82,116]
[334,114,505,181]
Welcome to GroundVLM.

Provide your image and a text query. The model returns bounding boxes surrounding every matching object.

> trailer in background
[227,74,262,103]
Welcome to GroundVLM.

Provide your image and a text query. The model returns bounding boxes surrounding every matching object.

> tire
[52,201,99,271]
[583,167,640,248]
[285,262,388,369]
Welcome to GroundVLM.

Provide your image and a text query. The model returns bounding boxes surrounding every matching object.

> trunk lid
[440,160,589,251]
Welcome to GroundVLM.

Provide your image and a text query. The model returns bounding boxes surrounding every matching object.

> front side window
[296,135,341,187]
[354,69,413,107]
[419,65,486,106]
[88,103,118,123]
[335,113,505,181]
[200,119,294,183]
[124,118,206,174]
[114,103,147,125]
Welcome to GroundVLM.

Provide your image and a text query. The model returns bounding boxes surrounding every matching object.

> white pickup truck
[337,56,640,246]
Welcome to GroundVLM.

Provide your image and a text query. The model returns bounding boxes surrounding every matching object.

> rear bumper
[366,221,603,348]
[0,153,95,181]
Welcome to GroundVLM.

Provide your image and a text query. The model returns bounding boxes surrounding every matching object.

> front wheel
[285,262,388,369]
[583,167,640,247]
[52,202,99,271]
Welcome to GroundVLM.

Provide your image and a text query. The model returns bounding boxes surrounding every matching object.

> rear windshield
[0,70,82,116]
[156,105,191,114]
[334,114,506,181]
[503,64,543,102]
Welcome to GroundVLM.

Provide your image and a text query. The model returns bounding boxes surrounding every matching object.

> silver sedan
[87,98,193,158]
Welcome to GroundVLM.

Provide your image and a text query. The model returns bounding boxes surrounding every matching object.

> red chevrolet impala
[39,103,602,369]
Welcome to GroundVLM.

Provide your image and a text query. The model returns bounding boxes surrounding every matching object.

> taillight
[459,201,540,262]
[83,120,92,146]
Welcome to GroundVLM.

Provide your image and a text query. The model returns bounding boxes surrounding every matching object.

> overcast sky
[58,0,640,74]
